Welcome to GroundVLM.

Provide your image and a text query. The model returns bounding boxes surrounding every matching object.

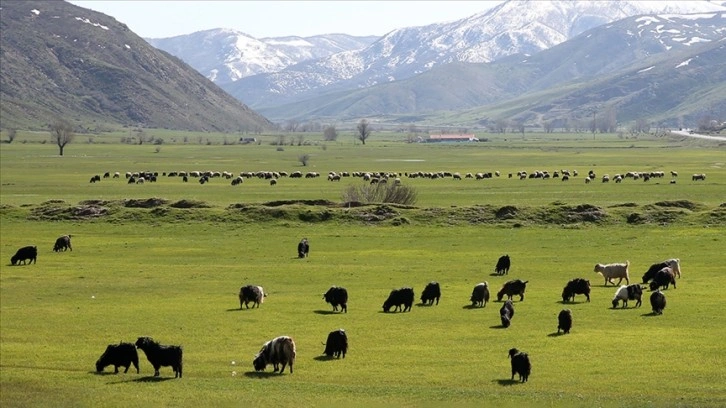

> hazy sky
[67,1,502,39]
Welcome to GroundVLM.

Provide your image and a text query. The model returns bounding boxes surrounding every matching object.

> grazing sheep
[297,238,309,258]
[494,255,511,275]
[508,348,531,382]
[382,287,414,313]
[323,286,348,313]
[253,336,296,374]
[470,282,490,308]
[134,337,183,378]
[53,235,72,252]
[420,281,441,305]
[11,246,37,265]
[96,342,139,374]
[558,309,573,334]
[611,284,644,309]
[496,279,528,302]
[239,285,266,309]
[649,268,676,291]
[594,261,630,286]
[650,290,666,315]
[561,278,591,303]
[323,329,348,359]
[642,262,670,284]
[500,300,515,328]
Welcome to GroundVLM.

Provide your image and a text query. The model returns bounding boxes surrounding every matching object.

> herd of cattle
[87,168,708,186]
[9,235,682,382]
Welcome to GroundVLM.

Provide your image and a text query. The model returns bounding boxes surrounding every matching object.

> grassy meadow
[1,130,725,407]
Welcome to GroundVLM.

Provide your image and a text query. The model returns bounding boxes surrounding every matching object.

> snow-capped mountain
[223,0,726,108]
[146,29,378,84]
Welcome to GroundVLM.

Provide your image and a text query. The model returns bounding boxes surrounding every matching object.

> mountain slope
[146,30,378,85]
[256,11,726,126]
[224,0,726,109]
[0,0,273,131]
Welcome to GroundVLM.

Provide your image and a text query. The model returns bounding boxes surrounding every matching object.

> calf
[254,336,296,374]
[561,278,590,303]
[239,285,266,309]
[420,281,441,305]
[500,300,515,328]
[470,282,490,307]
[382,287,414,313]
[323,286,348,313]
[11,246,37,265]
[323,329,348,359]
[135,337,183,378]
[557,309,573,334]
[649,268,676,291]
[497,279,528,302]
[494,255,511,275]
[96,342,139,374]
[53,235,72,252]
[508,348,531,382]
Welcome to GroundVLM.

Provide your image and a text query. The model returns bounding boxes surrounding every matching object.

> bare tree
[298,153,310,166]
[285,120,300,133]
[323,125,338,141]
[6,128,17,143]
[356,119,371,145]
[50,119,74,156]
[543,120,555,134]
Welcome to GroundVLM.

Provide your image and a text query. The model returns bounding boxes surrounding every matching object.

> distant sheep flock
[12,233,683,381]
[86,168,707,186]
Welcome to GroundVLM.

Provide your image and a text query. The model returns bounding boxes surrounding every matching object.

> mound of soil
[170,199,210,209]
[123,198,168,208]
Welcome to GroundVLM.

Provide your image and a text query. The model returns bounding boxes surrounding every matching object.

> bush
[342,182,417,206]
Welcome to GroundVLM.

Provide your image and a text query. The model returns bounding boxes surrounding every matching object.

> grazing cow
[611,284,644,309]
[298,238,309,258]
[650,290,666,315]
[508,348,531,382]
[239,285,266,309]
[558,309,573,334]
[561,278,590,303]
[323,286,348,313]
[692,173,706,181]
[11,246,37,265]
[494,255,511,275]
[497,279,528,302]
[420,281,441,305]
[470,282,490,307]
[594,261,630,286]
[323,329,348,359]
[649,268,676,291]
[134,337,183,378]
[642,262,670,284]
[500,300,515,327]
[53,235,72,252]
[382,287,414,313]
[253,336,296,374]
[96,342,139,374]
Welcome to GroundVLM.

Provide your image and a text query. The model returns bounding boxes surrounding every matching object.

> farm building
[427,134,479,143]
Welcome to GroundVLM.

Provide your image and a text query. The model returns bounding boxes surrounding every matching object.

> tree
[356,119,371,145]
[298,153,310,166]
[323,125,338,141]
[6,128,17,143]
[50,119,74,156]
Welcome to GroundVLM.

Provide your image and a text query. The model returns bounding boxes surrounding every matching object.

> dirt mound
[170,199,210,209]
[653,200,702,211]
[264,199,337,207]
[123,198,169,208]
[496,206,518,219]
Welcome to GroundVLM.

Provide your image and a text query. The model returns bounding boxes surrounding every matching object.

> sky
[67,1,502,39]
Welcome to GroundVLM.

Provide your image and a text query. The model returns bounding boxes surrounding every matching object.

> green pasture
[1,133,725,407]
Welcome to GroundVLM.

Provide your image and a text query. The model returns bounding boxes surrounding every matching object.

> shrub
[342,182,417,206]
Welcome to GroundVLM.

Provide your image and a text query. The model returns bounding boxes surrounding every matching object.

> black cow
[11,246,37,265]
[323,329,348,359]
[135,337,183,378]
[470,282,490,307]
[495,255,511,275]
[508,348,531,382]
[561,278,590,303]
[500,300,515,328]
[297,238,309,258]
[497,280,528,302]
[323,286,348,313]
[650,290,667,315]
[420,281,441,305]
[53,235,72,252]
[649,268,677,291]
[96,342,139,374]
[382,287,414,313]
[239,285,265,309]
[557,309,573,334]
